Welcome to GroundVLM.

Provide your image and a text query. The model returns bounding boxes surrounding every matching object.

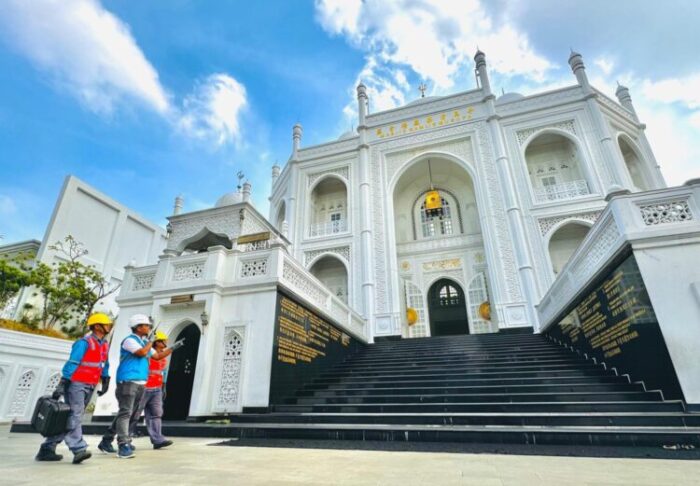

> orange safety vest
[145,357,167,389]
[71,334,109,385]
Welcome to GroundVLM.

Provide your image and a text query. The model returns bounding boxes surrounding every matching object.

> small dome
[496,92,524,104]
[337,130,356,140]
[406,95,441,106]
[214,191,243,208]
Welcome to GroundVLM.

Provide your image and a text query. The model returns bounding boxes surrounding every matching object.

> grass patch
[0,319,70,340]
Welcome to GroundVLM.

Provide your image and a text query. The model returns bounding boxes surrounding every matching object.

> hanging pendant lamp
[424,160,443,214]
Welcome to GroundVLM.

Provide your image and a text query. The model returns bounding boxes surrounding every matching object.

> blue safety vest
[116,334,150,383]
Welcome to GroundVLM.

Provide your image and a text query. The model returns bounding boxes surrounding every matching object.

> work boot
[72,450,92,464]
[97,438,116,454]
[153,440,173,450]
[35,447,63,462]
[117,443,134,459]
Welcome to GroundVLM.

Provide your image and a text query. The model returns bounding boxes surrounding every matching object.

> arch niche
[163,321,202,420]
[275,200,287,232]
[524,132,591,203]
[547,222,591,275]
[618,135,650,191]
[309,255,349,304]
[308,176,348,237]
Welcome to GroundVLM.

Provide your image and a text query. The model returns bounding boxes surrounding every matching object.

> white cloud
[0,0,170,114]
[593,56,615,77]
[178,74,248,147]
[315,0,552,117]
[641,72,700,110]
[0,195,17,215]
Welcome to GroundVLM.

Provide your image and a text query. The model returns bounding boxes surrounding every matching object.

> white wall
[15,175,167,320]
[0,329,72,422]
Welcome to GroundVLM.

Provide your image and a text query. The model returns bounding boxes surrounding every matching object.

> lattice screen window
[405,281,428,338]
[217,328,244,410]
[9,370,35,416]
[43,373,62,396]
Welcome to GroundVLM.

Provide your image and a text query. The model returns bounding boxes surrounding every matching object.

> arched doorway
[427,279,469,336]
[163,323,201,420]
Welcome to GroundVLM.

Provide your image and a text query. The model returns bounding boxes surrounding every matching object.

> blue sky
[1,0,699,243]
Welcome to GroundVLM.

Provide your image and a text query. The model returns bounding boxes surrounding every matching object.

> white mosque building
[6,50,700,424]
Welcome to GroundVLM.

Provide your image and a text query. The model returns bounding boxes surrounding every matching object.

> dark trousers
[103,381,145,445]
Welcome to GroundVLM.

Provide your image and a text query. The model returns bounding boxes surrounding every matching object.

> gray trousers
[130,388,167,444]
[41,382,94,453]
[103,381,145,445]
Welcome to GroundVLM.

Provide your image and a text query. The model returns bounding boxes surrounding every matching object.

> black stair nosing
[310,377,631,390]
[331,359,591,371]
[318,365,607,378]
[315,370,615,382]
[347,349,573,359]
[223,412,700,427]
[337,355,580,367]
[298,383,645,396]
[272,401,686,413]
[289,391,664,405]
[363,344,558,354]
[347,350,578,363]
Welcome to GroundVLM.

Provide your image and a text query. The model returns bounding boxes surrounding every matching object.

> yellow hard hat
[87,312,112,327]
[154,330,169,341]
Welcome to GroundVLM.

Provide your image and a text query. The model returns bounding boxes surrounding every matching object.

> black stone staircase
[225,333,700,447]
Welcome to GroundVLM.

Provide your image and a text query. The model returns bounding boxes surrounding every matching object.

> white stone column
[286,124,302,250]
[356,83,375,322]
[475,50,540,328]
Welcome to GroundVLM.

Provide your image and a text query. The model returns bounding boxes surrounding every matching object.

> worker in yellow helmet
[36,312,113,464]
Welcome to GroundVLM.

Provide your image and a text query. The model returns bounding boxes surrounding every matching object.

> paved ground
[3,425,700,485]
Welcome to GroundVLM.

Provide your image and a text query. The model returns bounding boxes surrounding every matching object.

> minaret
[271,163,281,185]
[357,82,368,127]
[568,50,592,92]
[173,194,184,215]
[569,50,631,191]
[292,123,302,160]
[242,181,251,203]
[615,83,637,119]
[615,83,666,188]
[474,49,492,95]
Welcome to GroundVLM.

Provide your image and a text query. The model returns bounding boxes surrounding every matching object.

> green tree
[29,236,120,336]
[0,256,32,311]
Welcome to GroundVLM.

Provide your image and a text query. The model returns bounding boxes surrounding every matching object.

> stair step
[273,401,686,413]
[310,376,630,389]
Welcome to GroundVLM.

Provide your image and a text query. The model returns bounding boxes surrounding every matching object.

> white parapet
[96,244,368,418]
[537,180,700,405]
[0,329,73,422]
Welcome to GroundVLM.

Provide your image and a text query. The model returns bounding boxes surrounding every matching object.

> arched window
[618,136,650,191]
[524,132,591,203]
[548,222,591,275]
[438,284,461,306]
[413,190,461,239]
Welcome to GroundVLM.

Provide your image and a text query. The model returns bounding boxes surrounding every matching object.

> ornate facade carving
[217,326,244,410]
[298,138,359,160]
[43,372,61,395]
[538,211,602,236]
[9,370,35,417]
[172,262,204,282]
[638,199,693,226]
[282,260,327,309]
[516,120,577,146]
[422,258,462,272]
[308,166,349,187]
[573,218,621,282]
[240,258,269,278]
[365,90,483,126]
[593,89,637,124]
[132,272,155,291]
[168,210,240,251]
[304,246,350,266]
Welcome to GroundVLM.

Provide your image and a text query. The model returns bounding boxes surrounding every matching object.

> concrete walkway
[2,426,699,485]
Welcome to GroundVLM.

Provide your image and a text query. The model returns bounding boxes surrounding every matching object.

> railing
[534,179,590,203]
[309,219,348,237]
[537,182,700,332]
[119,245,369,342]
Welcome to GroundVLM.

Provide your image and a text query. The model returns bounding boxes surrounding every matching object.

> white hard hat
[129,314,152,329]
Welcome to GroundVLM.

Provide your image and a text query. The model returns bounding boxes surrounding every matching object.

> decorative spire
[418,82,427,98]
[173,194,184,215]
